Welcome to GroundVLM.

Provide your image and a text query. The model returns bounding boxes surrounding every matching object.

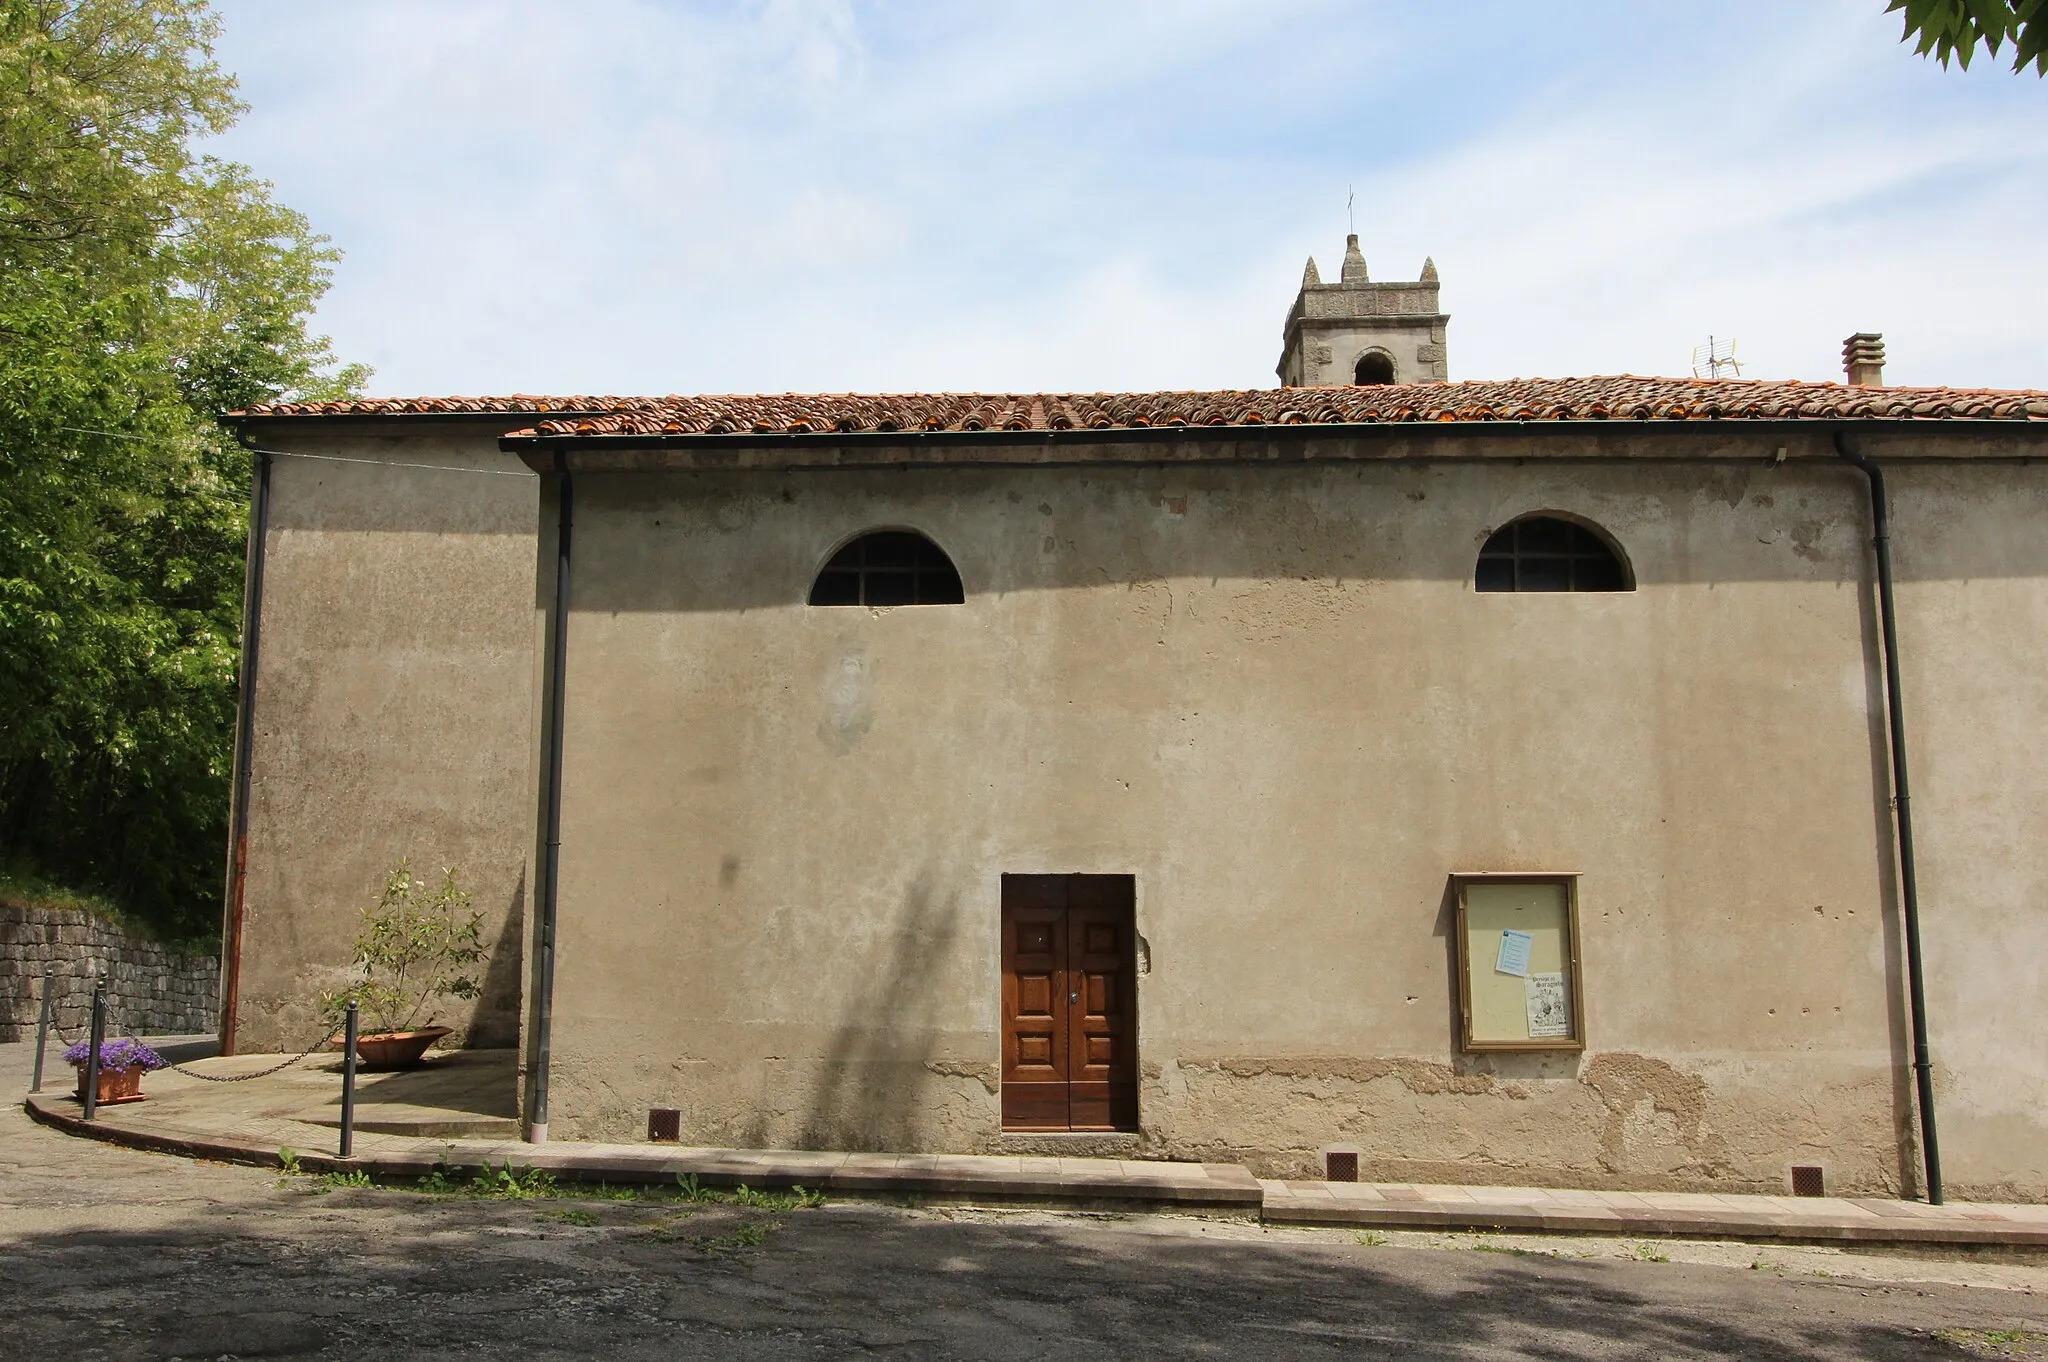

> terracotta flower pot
[75,1066,146,1105]
[345,1026,452,1071]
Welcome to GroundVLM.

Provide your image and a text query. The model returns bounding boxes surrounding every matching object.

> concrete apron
[24,1089,1259,1214]
[23,1083,2048,1248]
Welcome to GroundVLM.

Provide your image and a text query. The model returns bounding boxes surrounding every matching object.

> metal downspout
[527,455,573,1142]
[219,445,272,1056]
[1835,431,1942,1205]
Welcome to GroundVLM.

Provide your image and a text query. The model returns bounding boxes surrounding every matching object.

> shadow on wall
[462,866,525,1049]
[548,458,2011,618]
[789,871,966,1153]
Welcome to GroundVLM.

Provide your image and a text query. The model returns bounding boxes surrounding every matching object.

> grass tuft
[702,1222,772,1255]
[466,1163,557,1199]
[675,1173,724,1203]
[273,1159,822,1212]
[733,1183,826,1211]
[1934,1329,2042,1357]
[316,1169,373,1192]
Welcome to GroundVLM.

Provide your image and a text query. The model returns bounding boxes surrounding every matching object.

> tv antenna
[1690,335,1741,379]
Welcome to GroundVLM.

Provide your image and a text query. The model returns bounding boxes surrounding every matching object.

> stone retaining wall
[0,903,219,1043]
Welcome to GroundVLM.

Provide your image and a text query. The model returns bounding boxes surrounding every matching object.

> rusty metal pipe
[219,446,273,1055]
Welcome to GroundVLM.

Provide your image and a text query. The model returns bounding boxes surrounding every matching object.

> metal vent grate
[1790,1165,1825,1198]
[1326,1151,1359,1183]
[647,1108,681,1143]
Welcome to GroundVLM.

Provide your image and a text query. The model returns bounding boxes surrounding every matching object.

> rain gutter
[526,453,573,1143]
[1835,431,1942,1206]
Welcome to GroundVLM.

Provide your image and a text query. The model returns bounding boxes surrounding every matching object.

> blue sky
[204,0,2048,396]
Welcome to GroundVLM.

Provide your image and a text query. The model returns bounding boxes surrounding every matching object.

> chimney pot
[1844,332,1885,387]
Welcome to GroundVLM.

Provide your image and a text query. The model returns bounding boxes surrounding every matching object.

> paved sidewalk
[22,1047,2048,1246]
[24,1049,1260,1211]
[1262,1179,2048,1246]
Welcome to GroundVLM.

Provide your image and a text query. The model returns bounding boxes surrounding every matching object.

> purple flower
[63,1038,166,1074]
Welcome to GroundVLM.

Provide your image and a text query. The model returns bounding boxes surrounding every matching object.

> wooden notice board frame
[1451,872,1586,1053]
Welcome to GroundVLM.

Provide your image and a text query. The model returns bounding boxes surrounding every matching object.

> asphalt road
[4,1041,2043,1361]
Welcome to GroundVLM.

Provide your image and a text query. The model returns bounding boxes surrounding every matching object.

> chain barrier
[36,973,335,1083]
[162,1030,339,1082]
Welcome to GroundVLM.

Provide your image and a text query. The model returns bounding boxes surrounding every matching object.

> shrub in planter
[64,1037,167,1104]
[320,860,487,1070]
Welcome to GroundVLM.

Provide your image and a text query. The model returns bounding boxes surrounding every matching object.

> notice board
[1453,874,1585,1051]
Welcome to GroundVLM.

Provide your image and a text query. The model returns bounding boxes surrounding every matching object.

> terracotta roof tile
[241,377,2048,435]
[517,377,2048,438]
[238,394,645,417]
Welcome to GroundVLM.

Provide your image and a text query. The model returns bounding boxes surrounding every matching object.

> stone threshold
[24,1090,2048,1247]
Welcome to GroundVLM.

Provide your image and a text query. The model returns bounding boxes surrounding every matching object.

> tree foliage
[0,0,365,944]
[1889,0,2047,73]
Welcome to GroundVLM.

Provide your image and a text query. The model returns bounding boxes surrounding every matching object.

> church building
[222,242,2048,1201]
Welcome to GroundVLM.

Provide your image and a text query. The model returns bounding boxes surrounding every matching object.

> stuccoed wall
[228,419,2048,1200]
[228,425,538,1055]
[0,904,219,1042]
[532,441,2030,1194]
[1889,464,2048,1202]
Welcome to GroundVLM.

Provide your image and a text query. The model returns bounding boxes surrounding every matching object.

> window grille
[1475,516,1630,592]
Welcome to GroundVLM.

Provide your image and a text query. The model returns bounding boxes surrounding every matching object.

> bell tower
[1277,235,1449,387]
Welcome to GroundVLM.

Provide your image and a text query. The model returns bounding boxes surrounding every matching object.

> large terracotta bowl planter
[76,1066,147,1105]
[344,1026,452,1072]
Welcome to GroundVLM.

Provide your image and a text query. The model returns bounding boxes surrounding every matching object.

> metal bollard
[80,985,106,1120]
[30,967,53,1094]
[338,1000,359,1159]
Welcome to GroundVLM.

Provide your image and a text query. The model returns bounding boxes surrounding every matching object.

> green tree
[0,0,365,943]
[1890,0,2047,73]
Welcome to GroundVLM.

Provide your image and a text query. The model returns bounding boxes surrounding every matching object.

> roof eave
[232,408,624,431]
[502,416,2048,473]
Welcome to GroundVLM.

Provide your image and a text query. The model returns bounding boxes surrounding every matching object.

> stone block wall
[0,903,219,1043]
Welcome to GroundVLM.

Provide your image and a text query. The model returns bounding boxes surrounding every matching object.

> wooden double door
[1000,874,1139,1132]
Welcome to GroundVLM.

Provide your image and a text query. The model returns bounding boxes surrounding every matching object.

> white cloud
[204,0,2048,396]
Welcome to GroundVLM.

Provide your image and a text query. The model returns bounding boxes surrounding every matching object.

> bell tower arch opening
[1353,351,1396,385]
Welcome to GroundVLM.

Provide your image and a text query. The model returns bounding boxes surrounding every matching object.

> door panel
[1000,876,1069,1130]
[1066,880,1139,1131]
[1001,874,1138,1132]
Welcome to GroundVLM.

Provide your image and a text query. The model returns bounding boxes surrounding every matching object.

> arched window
[809,530,964,606]
[1354,351,1396,385]
[1475,516,1631,592]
